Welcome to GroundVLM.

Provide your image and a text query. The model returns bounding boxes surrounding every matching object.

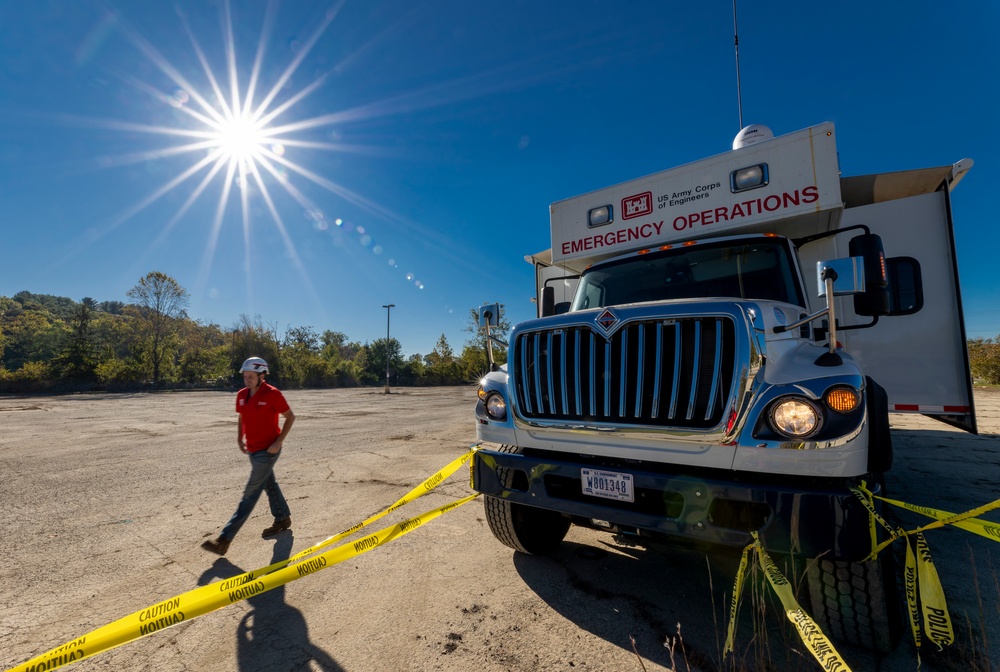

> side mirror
[540,287,555,317]
[816,257,866,297]
[479,303,500,327]
[849,234,890,316]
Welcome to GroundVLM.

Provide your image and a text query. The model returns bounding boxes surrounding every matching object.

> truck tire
[484,444,571,555]
[805,550,903,653]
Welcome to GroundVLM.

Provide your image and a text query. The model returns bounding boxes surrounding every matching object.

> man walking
[202,357,295,555]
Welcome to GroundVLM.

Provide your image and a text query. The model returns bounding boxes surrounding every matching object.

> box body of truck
[470,122,974,650]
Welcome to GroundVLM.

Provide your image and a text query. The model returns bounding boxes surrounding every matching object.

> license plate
[581,468,634,503]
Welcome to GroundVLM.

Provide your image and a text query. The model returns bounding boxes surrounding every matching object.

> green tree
[231,314,281,385]
[968,337,1000,385]
[126,272,190,385]
[53,298,98,381]
[320,330,350,364]
[400,353,427,385]
[177,319,230,384]
[366,337,403,387]
[424,333,461,384]
[352,344,378,385]
[281,326,330,388]
[1,308,67,371]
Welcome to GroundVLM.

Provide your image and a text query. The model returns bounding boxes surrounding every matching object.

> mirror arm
[773,307,829,334]
[482,319,496,372]
[822,269,838,355]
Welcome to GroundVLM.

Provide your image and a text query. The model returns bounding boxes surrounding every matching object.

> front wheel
[805,550,903,653]
[483,445,571,555]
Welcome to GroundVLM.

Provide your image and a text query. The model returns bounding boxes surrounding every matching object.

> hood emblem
[594,308,621,338]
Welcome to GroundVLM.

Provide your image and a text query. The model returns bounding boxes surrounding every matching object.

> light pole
[382,304,395,393]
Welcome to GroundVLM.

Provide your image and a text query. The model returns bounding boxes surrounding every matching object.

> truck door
[838,187,976,433]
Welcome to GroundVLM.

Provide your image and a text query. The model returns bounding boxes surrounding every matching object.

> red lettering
[562,221,667,257]
[763,195,781,211]
[802,185,819,203]
[715,207,729,222]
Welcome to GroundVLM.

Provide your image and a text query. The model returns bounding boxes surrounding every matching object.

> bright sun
[213,112,267,164]
[91,2,435,307]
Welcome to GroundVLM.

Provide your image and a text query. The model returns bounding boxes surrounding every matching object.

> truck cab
[470,122,974,652]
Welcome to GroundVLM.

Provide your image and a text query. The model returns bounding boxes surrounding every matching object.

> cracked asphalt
[1,386,998,672]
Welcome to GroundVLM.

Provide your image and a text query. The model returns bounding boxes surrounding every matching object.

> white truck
[470,122,976,651]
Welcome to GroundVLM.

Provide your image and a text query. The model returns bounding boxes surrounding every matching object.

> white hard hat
[240,357,269,374]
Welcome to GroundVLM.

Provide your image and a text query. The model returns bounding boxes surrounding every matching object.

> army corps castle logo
[621,192,652,220]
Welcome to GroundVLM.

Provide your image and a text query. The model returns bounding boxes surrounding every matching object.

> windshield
[571,237,804,311]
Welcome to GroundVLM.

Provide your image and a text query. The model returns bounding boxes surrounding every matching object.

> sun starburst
[212,111,270,165]
[61,0,589,318]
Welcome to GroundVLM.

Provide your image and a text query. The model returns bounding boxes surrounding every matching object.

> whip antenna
[733,0,744,130]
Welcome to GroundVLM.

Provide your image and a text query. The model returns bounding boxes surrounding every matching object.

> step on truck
[470,122,976,651]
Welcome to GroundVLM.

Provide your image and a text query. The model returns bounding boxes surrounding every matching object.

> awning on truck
[840,160,972,208]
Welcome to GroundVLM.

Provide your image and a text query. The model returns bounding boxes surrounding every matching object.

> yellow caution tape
[913,533,954,649]
[724,534,851,671]
[874,495,1000,544]
[753,534,852,672]
[722,540,751,656]
[849,486,907,561]
[859,481,878,554]
[902,538,922,664]
[7,448,481,672]
[852,485,958,654]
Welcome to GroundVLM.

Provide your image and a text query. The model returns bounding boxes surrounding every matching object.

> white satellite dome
[733,124,774,150]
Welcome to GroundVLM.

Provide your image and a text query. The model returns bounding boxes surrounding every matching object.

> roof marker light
[731,163,769,193]
[588,205,613,228]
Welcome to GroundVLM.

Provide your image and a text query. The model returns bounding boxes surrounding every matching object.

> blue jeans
[220,449,290,541]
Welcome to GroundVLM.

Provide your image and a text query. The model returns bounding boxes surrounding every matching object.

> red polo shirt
[236,382,290,453]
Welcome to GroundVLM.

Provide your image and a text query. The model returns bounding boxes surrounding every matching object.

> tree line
[4,270,997,395]
[968,337,1000,386]
[0,272,509,394]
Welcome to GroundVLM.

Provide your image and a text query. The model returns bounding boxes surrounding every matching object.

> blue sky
[1,0,998,357]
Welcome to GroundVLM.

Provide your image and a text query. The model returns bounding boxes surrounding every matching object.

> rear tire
[483,444,571,555]
[805,550,903,653]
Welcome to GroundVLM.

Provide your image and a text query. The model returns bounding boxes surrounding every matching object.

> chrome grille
[513,316,737,429]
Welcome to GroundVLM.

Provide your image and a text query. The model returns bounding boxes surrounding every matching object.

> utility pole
[382,304,395,393]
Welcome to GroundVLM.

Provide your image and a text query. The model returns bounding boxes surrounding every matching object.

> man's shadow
[198,533,343,671]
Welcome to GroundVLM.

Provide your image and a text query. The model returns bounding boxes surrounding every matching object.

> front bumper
[471,447,880,561]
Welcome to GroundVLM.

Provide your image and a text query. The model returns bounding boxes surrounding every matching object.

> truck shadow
[512,537,744,670]
[511,536,916,671]
[198,534,344,672]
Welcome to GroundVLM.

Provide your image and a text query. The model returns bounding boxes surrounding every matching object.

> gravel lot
[1,386,998,672]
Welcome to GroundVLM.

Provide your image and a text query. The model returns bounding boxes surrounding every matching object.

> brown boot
[201,537,231,555]
[262,517,291,538]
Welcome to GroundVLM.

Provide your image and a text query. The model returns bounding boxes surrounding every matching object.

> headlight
[770,398,820,438]
[484,392,507,421]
